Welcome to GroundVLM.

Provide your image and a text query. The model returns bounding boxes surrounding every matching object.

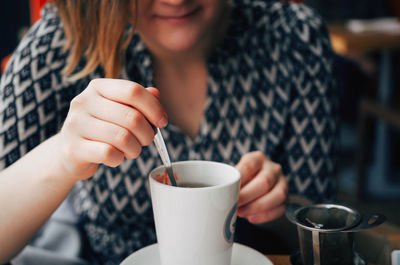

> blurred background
[1,0,400,263]
[305,0,400,216]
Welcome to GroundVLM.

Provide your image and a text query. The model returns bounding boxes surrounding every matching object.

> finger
[90,79,168,128]
[238,164,279,207]
[86,93,155,146]
[76,113,142,159]
[235,151,264,187]
[146,87,160,99]
[62,136,125,178]
[247,204,287,224]
[74,138,125,168]
[237,176,288,217]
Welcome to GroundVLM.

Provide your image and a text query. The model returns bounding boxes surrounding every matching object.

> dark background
[0,1,30,64]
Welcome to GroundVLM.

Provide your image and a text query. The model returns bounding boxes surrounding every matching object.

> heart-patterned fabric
[0,1,338,264]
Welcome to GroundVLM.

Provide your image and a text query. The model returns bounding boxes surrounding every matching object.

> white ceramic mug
[149,160,241,265]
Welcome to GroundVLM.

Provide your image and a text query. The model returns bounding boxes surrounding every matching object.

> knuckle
[246,151,264,163]
[241,163,252,175]
[243,152,256,162]
[88,79,103,91]
[116,128,131,146]
[264,174,275,189]
[124,142,142,160]
[283,179,289,195]
[88,79,97,88]
[239,152,250,161]
[254,150,264,158]
[251,151,265,166]
[247,158,259,171]
[277,188,287,203]
[129,84,143,99]
[125,110,142,128]
[70,95,84,108]
[99,144,115,162]
[102,146,124,168]
[131,145,142,159]
[89,78,101,85]
[154,105,165,118]
[108,154,124,168]
[275,163,282,174]
[112,154,125,167]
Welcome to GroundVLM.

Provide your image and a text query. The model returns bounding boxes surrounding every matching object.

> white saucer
[120,243,273,265]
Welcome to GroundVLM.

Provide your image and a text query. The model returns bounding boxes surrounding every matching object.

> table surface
[265,255,376,265]
[265,255,291,265]
[327,23,400,55]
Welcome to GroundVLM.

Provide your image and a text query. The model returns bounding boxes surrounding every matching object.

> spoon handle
[153,128,177,186]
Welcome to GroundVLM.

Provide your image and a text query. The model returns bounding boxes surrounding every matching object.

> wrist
[49,133,97,183]
[40,134,80,186]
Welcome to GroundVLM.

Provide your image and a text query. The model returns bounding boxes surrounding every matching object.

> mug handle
[345,213,386,232]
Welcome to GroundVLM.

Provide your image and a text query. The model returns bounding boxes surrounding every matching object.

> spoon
[305,218,324,229]
[153,127,177,186]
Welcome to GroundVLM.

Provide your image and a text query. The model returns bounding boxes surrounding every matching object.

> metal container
[286,204,386,265]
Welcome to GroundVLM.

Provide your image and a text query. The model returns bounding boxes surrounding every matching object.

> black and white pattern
[0,1,337,264]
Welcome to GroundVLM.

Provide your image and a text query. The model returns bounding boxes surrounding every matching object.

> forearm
[0,134,76,263]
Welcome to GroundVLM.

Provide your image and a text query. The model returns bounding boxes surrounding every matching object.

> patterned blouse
[0,0,337,264]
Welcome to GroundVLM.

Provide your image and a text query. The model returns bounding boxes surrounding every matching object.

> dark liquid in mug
[178,182,209,188]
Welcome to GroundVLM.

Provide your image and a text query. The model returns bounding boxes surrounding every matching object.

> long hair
[50,0,137,79]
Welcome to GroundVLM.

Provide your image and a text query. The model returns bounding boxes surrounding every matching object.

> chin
[162,40,199,53]
[159,29,204,53]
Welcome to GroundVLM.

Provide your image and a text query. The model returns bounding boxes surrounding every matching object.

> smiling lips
[156,8,200,23]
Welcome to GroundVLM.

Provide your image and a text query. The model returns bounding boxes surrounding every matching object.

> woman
[0,0,337,264]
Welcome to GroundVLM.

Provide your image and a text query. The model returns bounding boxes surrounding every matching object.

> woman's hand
[236,151,288,224]
[57,78,167,181]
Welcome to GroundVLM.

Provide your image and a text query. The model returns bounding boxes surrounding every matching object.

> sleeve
[0,5,71,170]
[280,4,339,203]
